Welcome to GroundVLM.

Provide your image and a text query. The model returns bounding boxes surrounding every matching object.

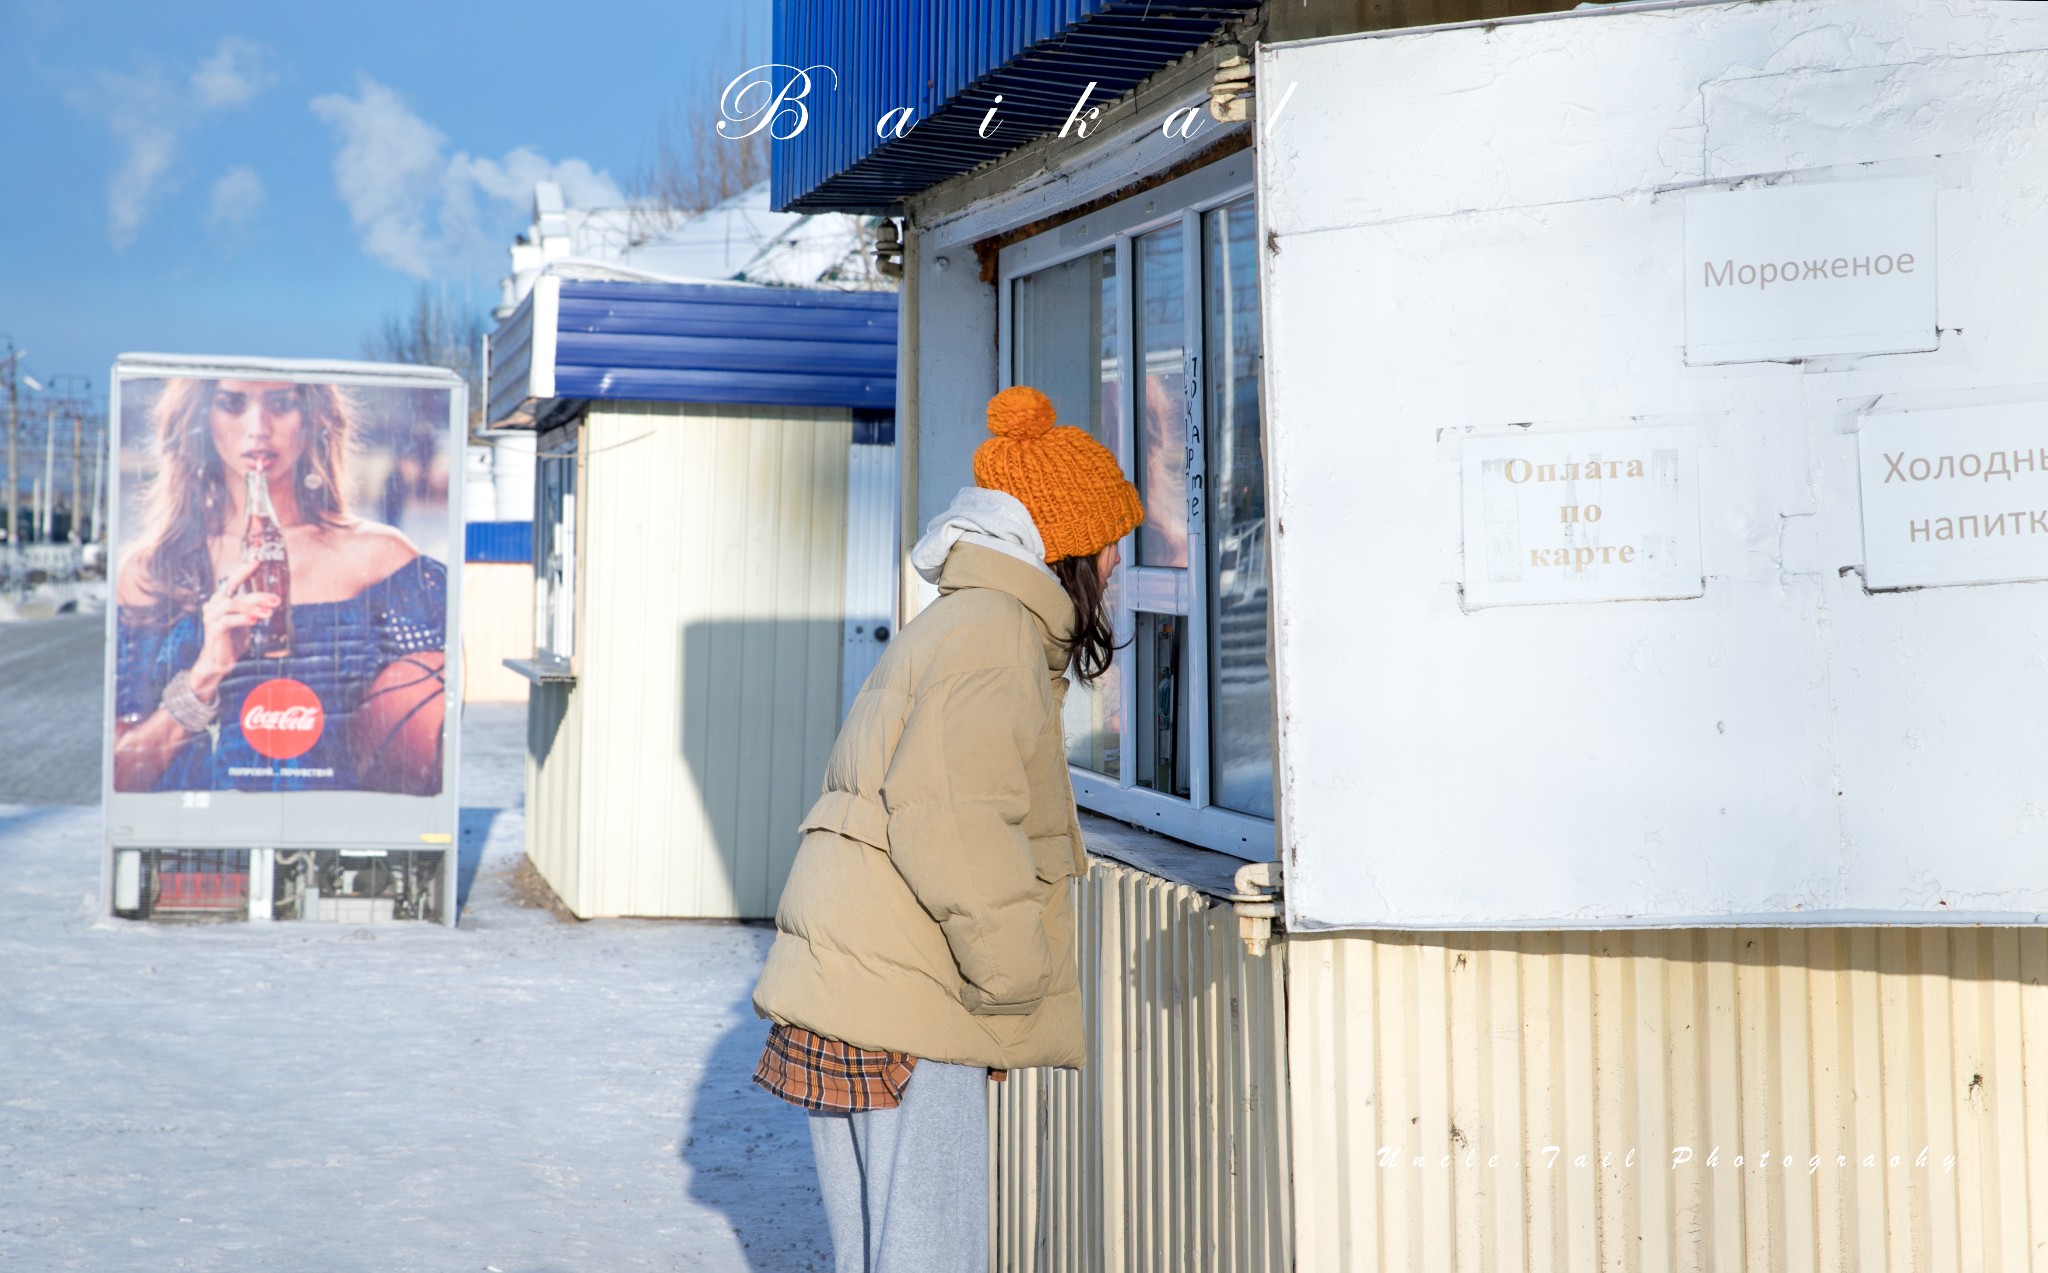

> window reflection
[1008,190,1275,827]
[1014,249,1123,776]
[537,449,577,660]
[1134,225,1188,568]
[1134,611,1190,798]
[1012,249,1120,451]
[1061,571,1123,779]
[1203,197,1274,818]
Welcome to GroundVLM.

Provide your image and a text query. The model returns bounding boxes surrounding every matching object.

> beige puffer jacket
[751,541,1087,1069]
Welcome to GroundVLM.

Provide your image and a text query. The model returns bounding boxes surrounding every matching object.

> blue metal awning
[486,278,898,429]
[772,0,1258,213]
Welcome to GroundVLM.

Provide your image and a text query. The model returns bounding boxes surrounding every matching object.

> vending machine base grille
[113,848,446,924]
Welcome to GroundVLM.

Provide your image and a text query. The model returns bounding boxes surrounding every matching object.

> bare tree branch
[362,284,485,426]
[625,22,769,242]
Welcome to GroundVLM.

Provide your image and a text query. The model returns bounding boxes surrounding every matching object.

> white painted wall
[460,436,538,524]
[491,432,536,523]
[909,228,996,528]
[1260,0,2048,929]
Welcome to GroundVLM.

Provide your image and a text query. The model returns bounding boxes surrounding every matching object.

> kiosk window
[1003,166,1274,857]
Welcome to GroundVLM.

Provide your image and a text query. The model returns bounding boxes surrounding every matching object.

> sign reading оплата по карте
[1460,427,1705,608]
[1683,175,1937,366]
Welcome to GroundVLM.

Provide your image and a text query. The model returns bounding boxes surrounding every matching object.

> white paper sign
[1461,427,1704,607]
[1684,176,1937,365]
[1858,402,2048,589]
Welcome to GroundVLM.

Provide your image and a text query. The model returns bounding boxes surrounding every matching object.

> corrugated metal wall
[552,281,897,412]
[529,402,849,919]
[990,858,1291,1272]
[464,520,534,564]
[487,285,541,427]
[1289,927,2048,1271]
[525,679,582,913]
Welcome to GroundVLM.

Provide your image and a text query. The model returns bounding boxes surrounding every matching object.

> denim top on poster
[114,556,447,793]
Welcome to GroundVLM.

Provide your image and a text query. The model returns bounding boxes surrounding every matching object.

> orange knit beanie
[973,386,1145,562]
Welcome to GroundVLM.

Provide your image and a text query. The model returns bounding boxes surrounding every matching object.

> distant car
[1216,517,1268,609]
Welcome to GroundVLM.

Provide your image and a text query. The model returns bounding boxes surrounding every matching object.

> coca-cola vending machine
[103,355,464,925]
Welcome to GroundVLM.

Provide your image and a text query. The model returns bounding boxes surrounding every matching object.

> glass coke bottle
[239,468,293,659]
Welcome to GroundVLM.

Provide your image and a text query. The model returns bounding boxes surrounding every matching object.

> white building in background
[495,179,883,309]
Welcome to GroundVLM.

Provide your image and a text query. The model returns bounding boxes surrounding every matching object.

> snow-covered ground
[0,703,830,1272]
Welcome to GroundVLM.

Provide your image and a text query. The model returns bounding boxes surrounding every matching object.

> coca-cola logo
[240,678,324,760]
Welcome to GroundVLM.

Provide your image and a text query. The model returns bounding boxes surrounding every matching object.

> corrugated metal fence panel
[771,0,1260,212]
[524,679,582,914]
[551,282,897,412]
[1289,928,2048,1271]
[572,402,848,919]
[990,858,1291,1272]
[840,439,898,721]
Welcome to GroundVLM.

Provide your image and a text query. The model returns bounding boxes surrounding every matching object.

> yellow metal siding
[1288,928,2048,1271]
[560,402,848,919]
[459,561,532,703]
[523,679,582,914]
[990,858,1292,1272]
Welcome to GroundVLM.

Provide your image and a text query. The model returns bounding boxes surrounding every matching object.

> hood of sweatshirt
[908,486,1056,583]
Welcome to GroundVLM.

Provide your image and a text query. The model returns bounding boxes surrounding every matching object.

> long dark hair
[1052,554,1118,683]
[125,378,356,625]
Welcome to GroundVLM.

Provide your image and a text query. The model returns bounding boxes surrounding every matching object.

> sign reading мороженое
[1684,175,1938,366]
[1857,401,2048,590]
[1460,427,1705,609]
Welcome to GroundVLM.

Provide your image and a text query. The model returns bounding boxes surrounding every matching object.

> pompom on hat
[973,386,1145,562]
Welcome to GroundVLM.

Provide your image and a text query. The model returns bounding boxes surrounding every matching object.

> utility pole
[41,402,55,542]
[68,400,82,544]
[88,422,104,545]
[3,338,16,559]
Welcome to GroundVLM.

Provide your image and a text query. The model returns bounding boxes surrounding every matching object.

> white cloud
[311,77,625,279]
[76,63,178,250]
[452,148,623,209]
[190,36,274,110]
[72,35,274,249]
[206,166,266,232]
[310,79,450,278]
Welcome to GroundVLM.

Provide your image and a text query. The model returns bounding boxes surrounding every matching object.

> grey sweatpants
[807,1059,989,1273]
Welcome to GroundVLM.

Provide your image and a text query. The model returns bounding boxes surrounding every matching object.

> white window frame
[533,420,579,669]
[997,150,1275,860]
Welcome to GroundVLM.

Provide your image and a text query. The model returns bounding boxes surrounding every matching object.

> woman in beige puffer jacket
[753,386,1143,1273]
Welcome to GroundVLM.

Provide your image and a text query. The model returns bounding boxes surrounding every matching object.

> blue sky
[0,0,770,402]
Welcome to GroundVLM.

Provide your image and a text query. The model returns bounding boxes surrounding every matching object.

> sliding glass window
[1013,248,1123,777]
[1000,154,1274,858]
